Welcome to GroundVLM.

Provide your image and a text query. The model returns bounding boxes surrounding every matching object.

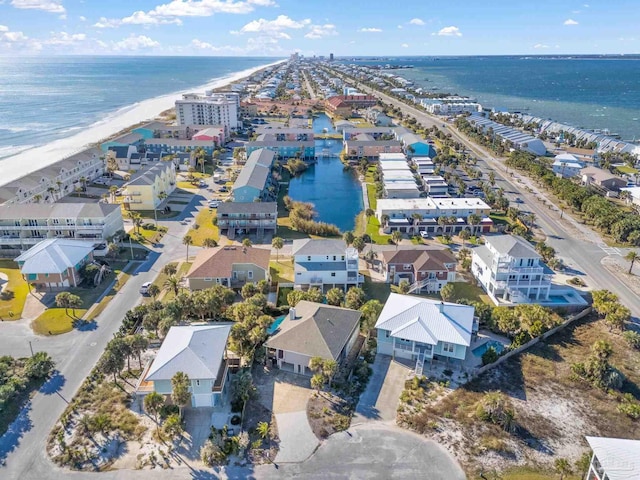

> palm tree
[380,214,390,228]
[625,250,639,274]
[468,214,481,236]
[183,234,193,261]
[144,392,164,434]
[391,230,403,249]
[164,275,180,296]
[129,212,143,234]
[202,238,217,248]
[155,191,168,226]
[365,208,375,224]
[33,194,43,204]
[271,236,284,261]
[459,229,470,246]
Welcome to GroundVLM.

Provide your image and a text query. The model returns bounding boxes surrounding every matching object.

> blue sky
[0,0,638,56]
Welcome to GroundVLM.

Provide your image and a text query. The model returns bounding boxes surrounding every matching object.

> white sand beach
[0,59,285,187]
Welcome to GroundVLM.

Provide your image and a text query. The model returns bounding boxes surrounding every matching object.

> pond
[286,114,363,232]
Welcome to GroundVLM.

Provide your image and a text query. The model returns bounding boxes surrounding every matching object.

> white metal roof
[585,436,640,480]
[375,293,475,346]
[15,238,96,274]
[145,324,232,381]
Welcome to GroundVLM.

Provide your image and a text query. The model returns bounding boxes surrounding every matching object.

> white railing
[408,278,437,293]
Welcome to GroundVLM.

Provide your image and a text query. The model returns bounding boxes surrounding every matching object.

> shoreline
[0,58,286,187]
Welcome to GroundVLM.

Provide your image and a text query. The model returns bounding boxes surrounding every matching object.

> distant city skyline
[1,0,639,56]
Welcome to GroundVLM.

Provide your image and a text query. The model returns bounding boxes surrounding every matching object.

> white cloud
[305,24,337,39]
[239,15,310,34]
[401,43,409,48]
[533,43,549,49]
[93,17,120,29]
[79,16,87,22]
[0,25,42,51]
[397,25,403,29]
[45,31,87,45]
[359,27,382,32]
[564,18,578,25]
[3,30,29,42]
[436,26,462,36]
[146,0,275,19]
[0,26,9,32]
[114,34,160,51]
[121,11,183,26]
[11,0,65,13]
[58,13,66,20]
[409,18,425,26]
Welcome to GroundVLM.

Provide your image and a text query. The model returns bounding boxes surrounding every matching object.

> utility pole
[28,341,34,356]
[129,236,134,260]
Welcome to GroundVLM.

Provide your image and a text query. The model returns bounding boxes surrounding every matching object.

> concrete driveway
[354,354,410,424]
[256,423,466,480]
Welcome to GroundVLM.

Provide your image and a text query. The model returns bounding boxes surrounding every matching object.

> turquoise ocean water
[0,56,281,160]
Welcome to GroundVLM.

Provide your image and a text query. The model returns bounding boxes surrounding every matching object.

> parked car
[420,231,430,239]
[140,282,152,295]
[208,200,220,208]
[219,186,229,193]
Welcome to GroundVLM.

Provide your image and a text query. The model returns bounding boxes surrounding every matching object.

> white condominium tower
[175,92,240,133]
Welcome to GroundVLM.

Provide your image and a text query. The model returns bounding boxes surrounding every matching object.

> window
[331,272,336,277]
[442,343,454,353]
[403,264,412,271]
[196,380,200,386]
[527,258,534,267]
[204,277,213,282]
[333,255,336,261]
[248,271,253,279]
[307,256,311,261]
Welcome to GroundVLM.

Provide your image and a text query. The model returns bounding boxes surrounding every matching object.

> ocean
[0,56,281,166]
[347,55,640,141]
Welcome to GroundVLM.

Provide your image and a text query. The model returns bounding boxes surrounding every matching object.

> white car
[420,231,429,239]
[139,282,152,295]
[208,200,220,208]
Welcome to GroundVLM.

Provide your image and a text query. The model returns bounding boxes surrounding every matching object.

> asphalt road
[348,74,640,318]
[0,191,206,479]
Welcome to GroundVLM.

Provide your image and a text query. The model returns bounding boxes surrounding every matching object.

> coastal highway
[343,72,640,318]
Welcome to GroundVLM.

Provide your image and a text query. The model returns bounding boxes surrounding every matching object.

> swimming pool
[267,315,286,335]
[472,340,505,357]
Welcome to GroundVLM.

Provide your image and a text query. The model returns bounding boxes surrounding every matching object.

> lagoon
[287,114,363,232]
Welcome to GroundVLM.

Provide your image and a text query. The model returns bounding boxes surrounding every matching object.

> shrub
[142,223,156,231]
[331,414,351,431]
[475,391,517,433]
[159,404,179,420]
[481,346,499,366]
[623,330,640,349]
[200,440,226,466]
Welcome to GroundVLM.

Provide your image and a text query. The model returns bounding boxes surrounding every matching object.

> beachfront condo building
[122,162,176,211]
[0,148,104,206]
[0,203,124,258]
[176,93,240,134]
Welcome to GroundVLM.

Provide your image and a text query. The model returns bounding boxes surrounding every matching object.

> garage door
[193,393,212,407]
[378,341,393,355]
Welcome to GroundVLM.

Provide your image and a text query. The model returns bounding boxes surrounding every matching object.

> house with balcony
[381,247,457,294]
[375,294,476,372]
[265,301,361,376]
[216,202,277,241]
[471,234,552,305]
[343,139,403,161]
[584,436,640,480]
[245,135,315,160]
[231,148,276,203]
[122,161,176,211]
[15,238,96,289]
[292,239,363,291]
[136,324,239,408]
[0,203,124,258]
[185,245,270,290]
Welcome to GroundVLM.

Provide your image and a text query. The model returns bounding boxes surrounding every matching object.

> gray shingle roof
[0,202,120,220]
[217,201,277,215]
[233,149,275,192]
[292,239,347,256]
[265,301,361,360]
[486,235,540,259]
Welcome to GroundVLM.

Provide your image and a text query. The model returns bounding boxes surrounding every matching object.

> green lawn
[364,216,392,245]
[276,286,293,306]
[615,165,638,175]
[363,275,391,303]
[366,183,378,210]
[85,262,137,321]
[447,281,491,305]
[0,260,29,320]
[187,208,220,246]
[270,259,294,283]
[489,212,512,226]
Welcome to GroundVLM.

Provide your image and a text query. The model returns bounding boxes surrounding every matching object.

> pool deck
[463,330,511,369]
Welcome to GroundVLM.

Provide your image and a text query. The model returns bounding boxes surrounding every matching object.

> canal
[287,113,363,232]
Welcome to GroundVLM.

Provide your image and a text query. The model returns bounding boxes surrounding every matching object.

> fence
[472,307,592,377]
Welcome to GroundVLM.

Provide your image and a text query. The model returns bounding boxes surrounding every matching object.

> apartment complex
[216,202,277,241]
[232,148,276,203]
[0,203,124,257]
[122,162,176,211]
[0,148,104,205]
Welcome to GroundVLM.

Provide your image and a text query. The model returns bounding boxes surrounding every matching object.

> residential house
[376,197,492,235]
[232,149,276,203]
[552,153,585,178]
[468,114,547,156]
[422,175,449,196]
[0,148,104,206]
[101,132,145,152]
[381,247,457,293]
[192,126,226,145]
[292,239,363,290]
[375,293,476,369]
[384,182,421,199]
[0,203,124,258]
[581,166,627,191]
[254,127,313,142]
[138,325,237,408]
[144,139,217,156]
[185,245,270,290]
[414,157,435,175]
[15,238,96,289]
[343,139,403,161]
[343,127,396,141]
[325,94,376,117]
[106,146,137,170]
[265,301,361,376]
[395,128,436,158]
[471,234,552,304]
[245,138,315,160]
[122,162,176,211]
[584,436,640,480]
[216,202,277,241]
[364,107,393,127]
